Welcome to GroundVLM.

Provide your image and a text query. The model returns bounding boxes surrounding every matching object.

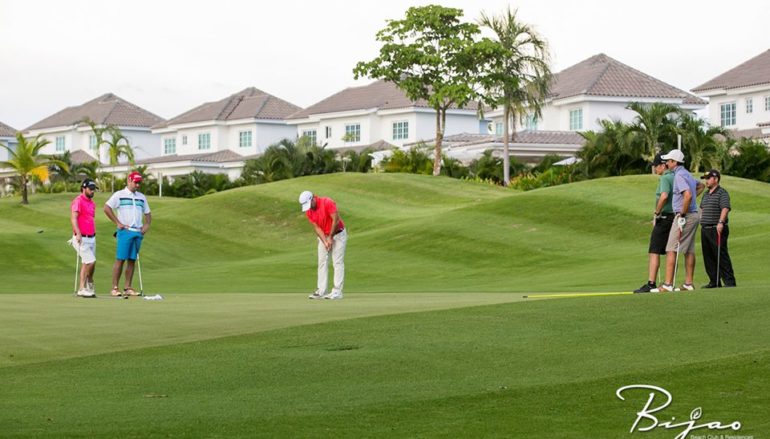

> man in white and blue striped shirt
[104,171,152,296]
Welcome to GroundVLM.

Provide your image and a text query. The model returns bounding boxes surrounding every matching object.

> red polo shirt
[305,197,344,235]
[71,193,96,236]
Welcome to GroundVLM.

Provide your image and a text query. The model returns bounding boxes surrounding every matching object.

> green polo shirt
[656,170,674,214]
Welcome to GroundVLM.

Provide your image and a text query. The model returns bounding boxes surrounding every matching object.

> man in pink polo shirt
[299,190,347,300]
[69,179,98,298]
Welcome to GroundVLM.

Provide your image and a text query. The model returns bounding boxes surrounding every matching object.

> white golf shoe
[324,292,343,300]
[76,288,96,298]
[308,291,325,300]
[650,284,674,293]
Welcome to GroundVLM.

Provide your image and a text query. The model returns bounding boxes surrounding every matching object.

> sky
[0,0,767,130]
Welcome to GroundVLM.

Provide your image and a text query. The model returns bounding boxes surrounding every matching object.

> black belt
[333,227,345,236]
[81,234,95,238]
[702,225,723,229]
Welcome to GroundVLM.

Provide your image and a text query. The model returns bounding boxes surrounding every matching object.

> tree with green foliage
[577,119,644,178]
[354,5,507,176]
[84,118,135,166]
[0,133,67,204]
[626,102,681,161]
[382,146,433,174]
[676,113,728,173]
[479,7,551,186]
[723,138,770,182]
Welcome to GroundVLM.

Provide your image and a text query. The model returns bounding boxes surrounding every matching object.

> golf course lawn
[1,173,768,437]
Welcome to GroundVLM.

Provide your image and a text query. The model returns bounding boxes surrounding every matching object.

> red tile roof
[551,54,705,105]
[25,93,164,131]
[287,80,478,120]
[692,50,770,92]
[154,88,301,129]
[134,150,245,165]
[70,150,98,164]
[0,121,17,137]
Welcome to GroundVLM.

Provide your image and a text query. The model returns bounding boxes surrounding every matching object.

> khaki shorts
[665,213,699,255]
[70,235,96,265]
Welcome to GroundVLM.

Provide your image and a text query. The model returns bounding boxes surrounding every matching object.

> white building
[286,80,489,151]
[487,53,706,134]
[23,93,164,163]
[0,121,18,162]
[691,49,770,142]
[152,87,300,157]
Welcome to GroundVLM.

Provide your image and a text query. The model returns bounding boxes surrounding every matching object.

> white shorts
[70,235,96,265]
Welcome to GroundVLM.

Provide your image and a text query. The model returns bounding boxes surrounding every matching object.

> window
[239,131,252,147]
[302,129,317,146]
[720,103,736,127]
[569,108,583,130]
[325,126,332,139]
[525,114,538,131]
[344,124,361,142]
[765,96,770,111]
[392,121,408,140]
[198,133,211,150]
[746,98,753,114]
[182,135,188,145]
[164,138,176,155]
[55,136,65,152]
[495,122,503,136]
[89,135,97,151]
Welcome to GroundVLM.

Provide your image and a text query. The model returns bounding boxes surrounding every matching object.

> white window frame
[182,135,188,145]
[344,124,361,142]
[765,96,770,112]
[720,102,736,127]
[164,138,176,155]
[239,130,252,148]
[746,97,753,114]
[198,133,211,150]
[569,108,583,131]
[392,121,409,140]
[302,129,317,146]
[55,136,65,152]
[89,135,97,151]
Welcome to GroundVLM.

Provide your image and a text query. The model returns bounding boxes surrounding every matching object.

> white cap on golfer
[661,149,685,163]
[299,190,313,212]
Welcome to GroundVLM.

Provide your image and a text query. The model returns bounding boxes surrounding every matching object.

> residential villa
[429,54,706,163]
[146,87,301,180]
[286,80,489,151]
[0,121,18,162]
[23,93,164,164]
[691,49,770,143]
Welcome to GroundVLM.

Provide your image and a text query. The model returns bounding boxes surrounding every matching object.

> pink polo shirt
[71,194,96,236]
[305,197,344,235]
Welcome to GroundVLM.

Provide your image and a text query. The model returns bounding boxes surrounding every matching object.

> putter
[72,240,80,297]
[716,230,722,288]
[137,254,144,297]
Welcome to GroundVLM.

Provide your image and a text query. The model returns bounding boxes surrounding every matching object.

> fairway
[1,173,769,437]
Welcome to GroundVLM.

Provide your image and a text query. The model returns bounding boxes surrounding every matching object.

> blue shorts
[116,229,144,261]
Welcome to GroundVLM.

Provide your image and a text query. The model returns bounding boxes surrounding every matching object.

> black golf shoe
[634,282,656,293]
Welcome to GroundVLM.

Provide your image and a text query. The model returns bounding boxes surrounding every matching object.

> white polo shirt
[105,188,151,229]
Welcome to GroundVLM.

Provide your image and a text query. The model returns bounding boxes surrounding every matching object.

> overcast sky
[1,0,766,130]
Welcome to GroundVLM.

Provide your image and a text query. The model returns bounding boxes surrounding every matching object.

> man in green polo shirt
[634,153,675,293]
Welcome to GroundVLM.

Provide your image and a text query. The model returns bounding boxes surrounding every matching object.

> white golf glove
[677,216,687,231]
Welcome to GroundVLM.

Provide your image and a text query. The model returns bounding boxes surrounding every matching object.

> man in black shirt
[699,169,736,288]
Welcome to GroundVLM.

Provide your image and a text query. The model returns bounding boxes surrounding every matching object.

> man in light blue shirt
[653,149,704,292]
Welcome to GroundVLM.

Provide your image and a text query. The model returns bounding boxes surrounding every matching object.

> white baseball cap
[298,190,313,212]
[661,149,685,163]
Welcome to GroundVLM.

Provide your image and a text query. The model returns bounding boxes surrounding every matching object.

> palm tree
[479,7,552,186]
[577,119,643,178]
[626,102,681,161]
[0,133,67,204]
[84,118,135,166]
[676,113,728,173]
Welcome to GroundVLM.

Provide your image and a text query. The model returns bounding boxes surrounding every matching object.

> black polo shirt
[700,186,731,226]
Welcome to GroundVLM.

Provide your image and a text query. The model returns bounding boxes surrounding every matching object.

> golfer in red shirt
[299,190,347,300]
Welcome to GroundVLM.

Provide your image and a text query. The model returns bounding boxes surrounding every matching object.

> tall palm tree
[103,125,135,166]
[626,102,681,161]
[480,7,552,186]
[676,113,728,173]
[0,133,67,204]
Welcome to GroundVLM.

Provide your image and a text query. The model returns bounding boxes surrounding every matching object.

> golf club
[137,254,144,297]
[672,216,686,292]
[716,230,722,288]
[72,240,80,297]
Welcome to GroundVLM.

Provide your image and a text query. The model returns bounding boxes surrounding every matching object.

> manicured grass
[1,173,768,437]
